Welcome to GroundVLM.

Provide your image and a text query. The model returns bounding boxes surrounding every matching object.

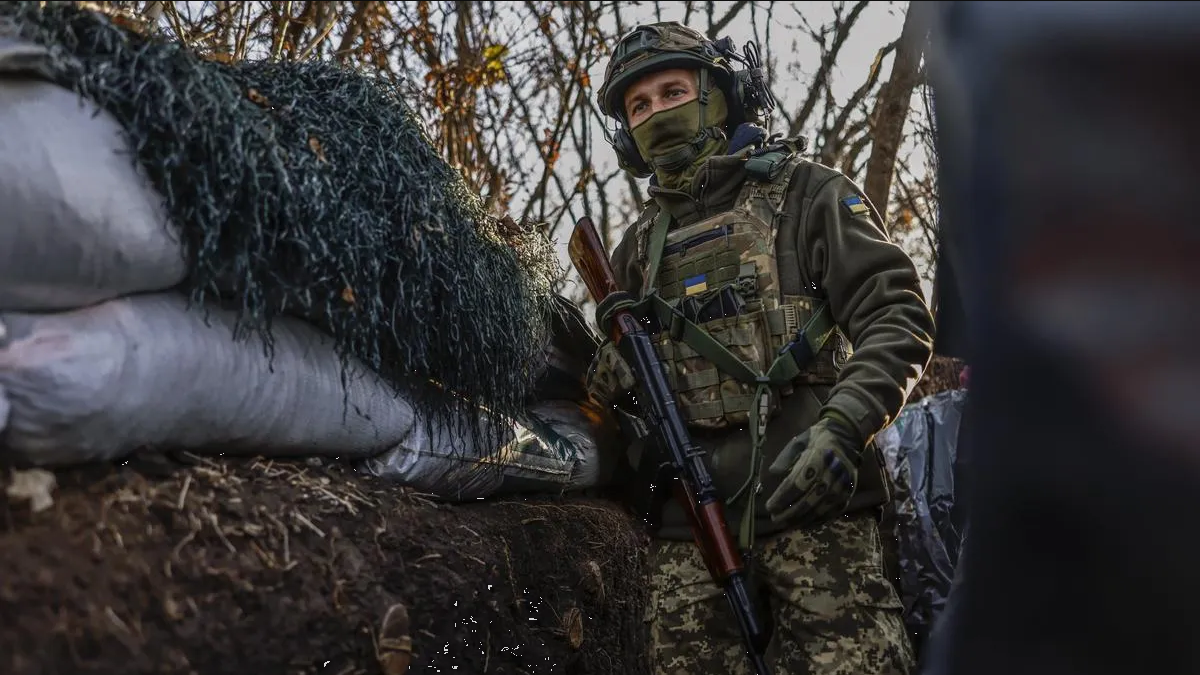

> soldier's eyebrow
[658,75,695,92]
[624,90,649,113]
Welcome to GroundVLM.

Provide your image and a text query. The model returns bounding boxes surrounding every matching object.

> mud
[0,456,650,675]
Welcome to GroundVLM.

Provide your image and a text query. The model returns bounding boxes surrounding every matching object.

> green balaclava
[630,73,729,192]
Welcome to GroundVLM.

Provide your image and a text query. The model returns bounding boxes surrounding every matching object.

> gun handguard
[569,217,773,675]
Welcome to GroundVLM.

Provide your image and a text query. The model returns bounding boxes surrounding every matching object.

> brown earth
[0,455,651,675]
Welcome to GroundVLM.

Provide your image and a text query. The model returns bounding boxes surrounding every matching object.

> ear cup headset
[598,23,778,178]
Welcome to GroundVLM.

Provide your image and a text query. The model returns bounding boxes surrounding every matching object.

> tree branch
[787,0,869,137]
[706,0,749,39]
[862,3,929,217]
[817,40,894,166]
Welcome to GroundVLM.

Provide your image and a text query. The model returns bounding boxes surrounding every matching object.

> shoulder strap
[633,201,661,266]
[640,209,672,298]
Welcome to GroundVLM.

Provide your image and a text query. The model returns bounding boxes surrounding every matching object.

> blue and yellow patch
[683,273,708,296]
[841,194,871,217]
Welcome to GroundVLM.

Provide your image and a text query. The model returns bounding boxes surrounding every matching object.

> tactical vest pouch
[651,308,779,429]
[640,211,779,431]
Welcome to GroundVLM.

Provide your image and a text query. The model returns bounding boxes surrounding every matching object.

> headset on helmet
[597,22,778,177]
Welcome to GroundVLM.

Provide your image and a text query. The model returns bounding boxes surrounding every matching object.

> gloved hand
[765,411,865,527]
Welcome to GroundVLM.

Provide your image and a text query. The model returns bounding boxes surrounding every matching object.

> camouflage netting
[0,1,564,451]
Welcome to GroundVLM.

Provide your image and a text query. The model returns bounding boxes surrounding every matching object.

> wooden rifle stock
[569,216,773,675]
[566,217,621,339]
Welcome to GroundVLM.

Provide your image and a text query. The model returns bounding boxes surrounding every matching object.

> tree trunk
[862,5,928,221]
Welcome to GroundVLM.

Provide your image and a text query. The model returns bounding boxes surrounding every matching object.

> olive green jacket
[608,148,936,541]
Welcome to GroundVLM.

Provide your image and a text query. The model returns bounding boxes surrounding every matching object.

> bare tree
[78,1,938,302]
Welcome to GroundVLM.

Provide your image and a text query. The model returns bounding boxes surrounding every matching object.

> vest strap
[638,294,836,387]
[642,209,672,297]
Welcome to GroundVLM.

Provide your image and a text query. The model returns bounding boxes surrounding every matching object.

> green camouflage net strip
[0,1,565,454]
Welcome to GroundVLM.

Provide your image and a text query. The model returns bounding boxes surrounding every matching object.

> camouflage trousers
[646,512,914,675]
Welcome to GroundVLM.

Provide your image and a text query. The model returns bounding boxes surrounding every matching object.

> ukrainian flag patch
[683,273,708,296]
[841,194,870,216]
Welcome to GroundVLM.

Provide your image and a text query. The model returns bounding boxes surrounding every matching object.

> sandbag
[2,3,563,454]
[0,293,418,467]
[360,399,618,501]
[877,388,968,653]
[0,39,186,311]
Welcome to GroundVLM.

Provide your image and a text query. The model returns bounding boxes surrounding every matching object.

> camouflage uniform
[649,514,913,675]
[589,21,935,675]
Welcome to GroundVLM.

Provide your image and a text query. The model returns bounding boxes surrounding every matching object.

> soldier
[585,21,935,675]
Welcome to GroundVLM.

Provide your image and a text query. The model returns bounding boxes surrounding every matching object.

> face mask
[630,87,729,190]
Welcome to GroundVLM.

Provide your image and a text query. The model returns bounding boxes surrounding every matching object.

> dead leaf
[308,136,327,163]
[340,286,356,305]
[377,602,412,675]
[482,43,508,82]
[246,88,269,106]
[6,468,56,513]
[579,560,604,599]
[563,606,583,650]
[497,214,522,239]
[482,43,508,65]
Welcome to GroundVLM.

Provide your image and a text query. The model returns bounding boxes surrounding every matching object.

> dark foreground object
[924,1,1200,673]
[0,459,649,675]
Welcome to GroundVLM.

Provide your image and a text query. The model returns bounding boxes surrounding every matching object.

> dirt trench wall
[0,457,651,675]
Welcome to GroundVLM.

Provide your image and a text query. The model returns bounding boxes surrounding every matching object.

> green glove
[764,411,865,527]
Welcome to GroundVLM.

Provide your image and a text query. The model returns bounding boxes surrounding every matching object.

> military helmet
[597,22,737,124]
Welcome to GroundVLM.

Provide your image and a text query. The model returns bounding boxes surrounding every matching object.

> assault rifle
[568,216,772,675]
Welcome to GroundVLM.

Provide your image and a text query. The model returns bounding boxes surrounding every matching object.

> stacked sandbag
[0,288,612,496]
[0,1,562,453]
[0,294,418,466]
[0,3,610,500]
[0,70,187,310]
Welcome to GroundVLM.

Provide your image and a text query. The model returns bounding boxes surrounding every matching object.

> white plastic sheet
[358,399,617,501]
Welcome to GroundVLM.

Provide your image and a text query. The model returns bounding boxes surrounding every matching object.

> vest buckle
[779,330,815,369]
